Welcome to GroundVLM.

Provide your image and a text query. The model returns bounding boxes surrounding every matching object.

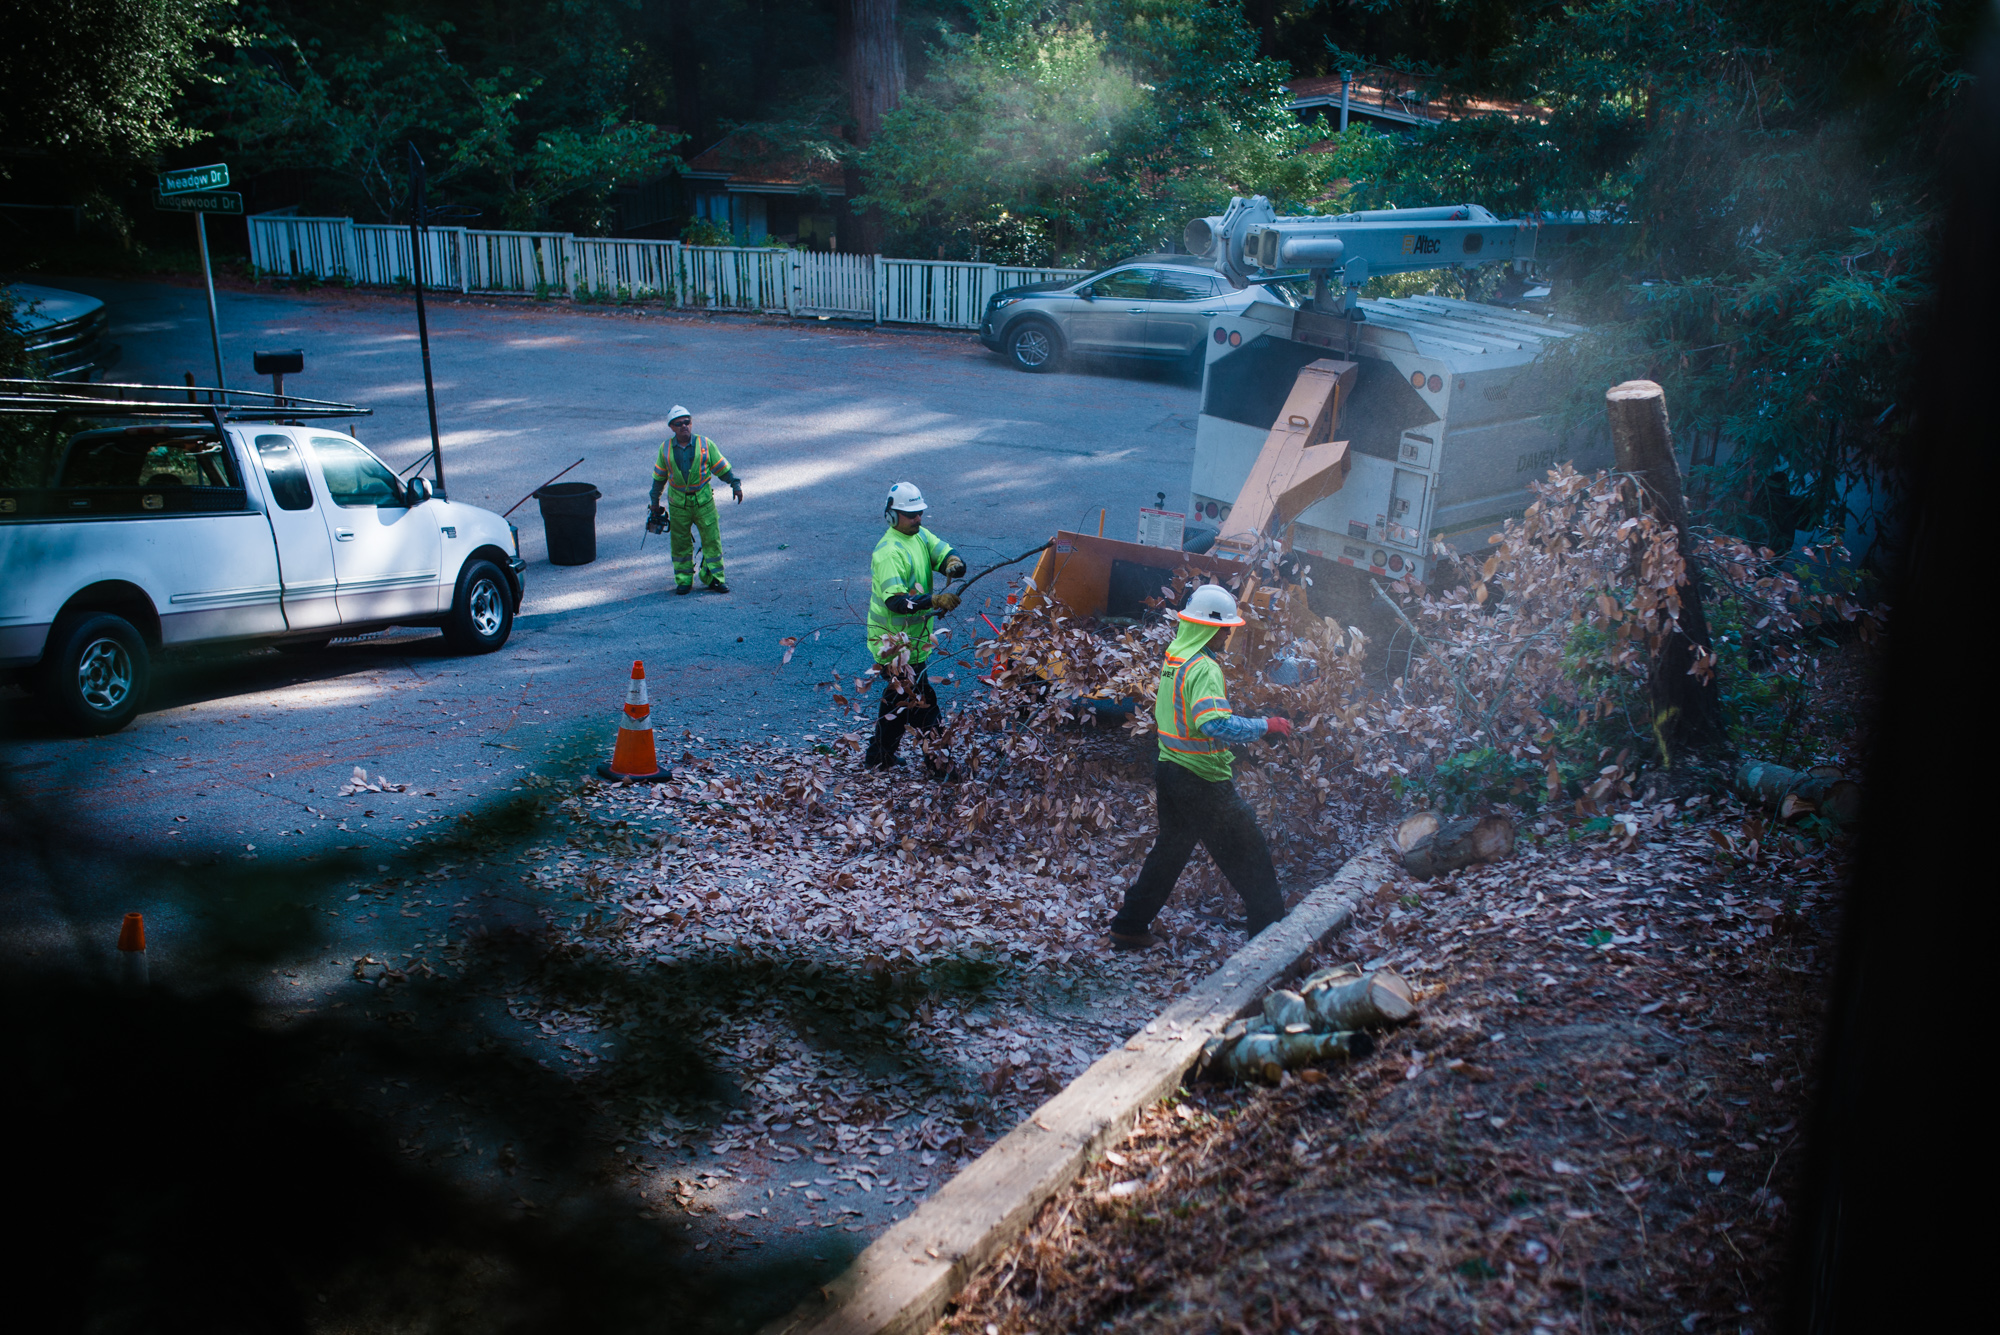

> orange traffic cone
[118,911,148,988]
[596,660,672,783]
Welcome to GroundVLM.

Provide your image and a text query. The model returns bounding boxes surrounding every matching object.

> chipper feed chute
[1211,358,1358,560]
[1018,532,1284,626]
[1000,360,1357,632]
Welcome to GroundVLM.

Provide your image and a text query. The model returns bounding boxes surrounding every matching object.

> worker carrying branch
[1108,583,1291,950]
[864,481,966,769]
[648,405,742,594]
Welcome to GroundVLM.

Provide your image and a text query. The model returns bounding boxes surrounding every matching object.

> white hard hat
[1179,583,1244,627]
[885,481,928,514]
[668,405,692,423]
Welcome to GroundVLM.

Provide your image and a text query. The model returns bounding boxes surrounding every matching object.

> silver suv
[978,258,1258,374]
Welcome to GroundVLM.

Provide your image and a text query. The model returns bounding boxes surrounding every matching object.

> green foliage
[1340,0,1984,543]
[0,0,215,177]
[0,289,33,378]
[680,218,735,246]
[1701,545,1871,765]
[0,290,68,491]
[200,3,680,230]
[858,0,1346,265]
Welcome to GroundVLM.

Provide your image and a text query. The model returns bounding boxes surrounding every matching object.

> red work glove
[1265,716,1293,737]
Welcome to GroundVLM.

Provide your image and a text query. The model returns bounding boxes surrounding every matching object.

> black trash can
[535,482,601,566]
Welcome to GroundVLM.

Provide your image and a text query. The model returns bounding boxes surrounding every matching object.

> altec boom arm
[1184,197,1597,307]
[1181,198,1604,558]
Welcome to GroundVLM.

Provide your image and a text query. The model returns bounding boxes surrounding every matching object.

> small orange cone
[596,660,672,783]
[118,911,149,988]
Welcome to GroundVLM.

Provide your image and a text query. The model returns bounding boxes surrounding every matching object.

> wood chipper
[977,354,1359,663]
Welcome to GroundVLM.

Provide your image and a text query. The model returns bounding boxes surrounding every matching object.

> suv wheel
[442,559,514,654]
[1007,320,1062,373]
[39,612,150,734]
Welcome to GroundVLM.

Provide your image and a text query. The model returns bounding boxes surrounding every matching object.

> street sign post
[408,142,446,496]
[156,166,234,390]
[151,190,242,215]
[159,163,229,195]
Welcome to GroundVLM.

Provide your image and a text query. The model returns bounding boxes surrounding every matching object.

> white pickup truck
[0,385,525,733]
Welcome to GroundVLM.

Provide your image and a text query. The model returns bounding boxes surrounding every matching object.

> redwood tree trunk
[667,0,704,154]
[838,0,904,255]
[1244,0,1281,58]
[1606,380,1727,759]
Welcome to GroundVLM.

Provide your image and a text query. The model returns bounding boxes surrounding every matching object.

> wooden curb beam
[763,842,1400,1335]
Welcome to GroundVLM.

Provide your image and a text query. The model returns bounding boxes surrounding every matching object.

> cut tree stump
[1606,379,1725,754]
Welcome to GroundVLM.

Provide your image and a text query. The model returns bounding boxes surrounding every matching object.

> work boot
[863,736,903,769]
[1107,928,1160,952]
[706,580,730,594]
[674,584,692,596]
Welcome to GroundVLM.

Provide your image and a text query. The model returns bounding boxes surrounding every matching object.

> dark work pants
[1111,760,1284,937]
[865,660,940,766]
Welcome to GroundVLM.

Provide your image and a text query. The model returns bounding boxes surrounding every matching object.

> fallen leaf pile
[943,793,1845,1334]
[522,725,1337,1175]
[486,476,1872,1271]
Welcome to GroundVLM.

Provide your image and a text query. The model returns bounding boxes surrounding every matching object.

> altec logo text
[1401,234,1443,256]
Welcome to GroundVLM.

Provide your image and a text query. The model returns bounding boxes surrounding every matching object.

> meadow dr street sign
[159,163,229,195]
[154,191,243,215]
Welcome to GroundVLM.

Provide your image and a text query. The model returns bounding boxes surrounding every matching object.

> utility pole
[1340,72,1353,132]
[407,142,446,497]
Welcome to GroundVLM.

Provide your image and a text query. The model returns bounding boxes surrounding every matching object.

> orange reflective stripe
[1157,655,1223,753]
[669,439,713,491]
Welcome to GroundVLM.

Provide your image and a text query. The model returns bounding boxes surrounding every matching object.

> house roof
[1288,68,1550,127]
[684,132,845,196]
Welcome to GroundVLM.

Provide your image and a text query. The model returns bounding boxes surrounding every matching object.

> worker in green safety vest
[1108,582,1292,949]
[648,405,742,594]
[864,481,966,769]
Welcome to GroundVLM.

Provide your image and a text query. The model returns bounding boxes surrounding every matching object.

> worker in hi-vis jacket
[1108,582,1291,949]
[864,481,966,769]
[648,405,741,594]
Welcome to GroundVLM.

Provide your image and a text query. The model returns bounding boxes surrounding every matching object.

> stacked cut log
[1205,966,1415,1083]
[1393,811,1516,878]
[1734,759,1862,823]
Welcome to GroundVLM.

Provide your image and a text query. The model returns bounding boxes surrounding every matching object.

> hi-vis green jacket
[651,436,736,503]
[1154,619,1239,781]
[867,525,957,665]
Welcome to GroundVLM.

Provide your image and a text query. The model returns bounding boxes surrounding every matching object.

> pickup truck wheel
[1007,320,1063,373]
[443,560,513,654]
[40,612,150,735]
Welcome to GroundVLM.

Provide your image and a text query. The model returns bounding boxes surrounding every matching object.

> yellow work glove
[931,591,962,614]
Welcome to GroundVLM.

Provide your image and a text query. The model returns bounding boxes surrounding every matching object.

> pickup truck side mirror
[405,477,435,505]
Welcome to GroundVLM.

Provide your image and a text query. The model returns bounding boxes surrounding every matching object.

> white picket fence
[246,211,1088,329]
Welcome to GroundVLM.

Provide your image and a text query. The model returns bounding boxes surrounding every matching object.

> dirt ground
[939,797,1841,1334]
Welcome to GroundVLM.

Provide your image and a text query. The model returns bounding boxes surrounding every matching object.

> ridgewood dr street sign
[159,163,229,195]
[153,190,243,215]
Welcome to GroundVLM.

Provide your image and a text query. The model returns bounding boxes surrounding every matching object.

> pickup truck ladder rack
[0,378,371,421]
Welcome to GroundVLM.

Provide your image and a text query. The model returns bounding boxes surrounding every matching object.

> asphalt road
[1,276,1201,1328]
[4,277,1199,964]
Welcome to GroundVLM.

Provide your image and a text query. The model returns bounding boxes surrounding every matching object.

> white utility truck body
[1188,289,1600,583]
[0,398,524,731]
